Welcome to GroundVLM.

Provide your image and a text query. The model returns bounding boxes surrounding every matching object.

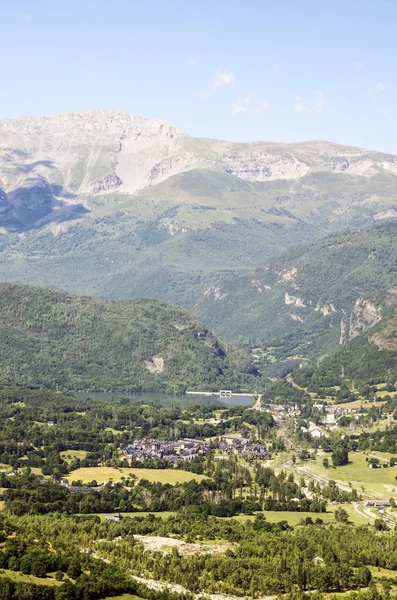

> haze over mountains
[1,110,397,372]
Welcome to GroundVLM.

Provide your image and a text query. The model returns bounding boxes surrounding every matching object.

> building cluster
[123,438,210,465]
[313,403,359,425]
[123,436,271,464]
[218,437,271,459]
[267,404,301,418]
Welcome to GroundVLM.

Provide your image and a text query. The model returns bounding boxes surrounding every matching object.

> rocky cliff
[1,110,397,232]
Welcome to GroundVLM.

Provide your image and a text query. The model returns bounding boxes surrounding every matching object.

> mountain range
[1,110,397,374]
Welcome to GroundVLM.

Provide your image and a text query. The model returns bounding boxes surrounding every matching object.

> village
[123,436,271,465]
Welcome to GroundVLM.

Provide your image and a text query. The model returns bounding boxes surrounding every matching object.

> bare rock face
[1,110,397,232]
[144,356,164,374]
[348,299,382,340]
[369,324,397,351]
[284,292,306,308]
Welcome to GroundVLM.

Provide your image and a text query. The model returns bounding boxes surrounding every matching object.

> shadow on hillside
[15,159,56,174]
[0,182,89,233]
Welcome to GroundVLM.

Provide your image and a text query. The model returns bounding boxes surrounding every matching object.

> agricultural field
[66,466,208,485]
[295,451,397,498]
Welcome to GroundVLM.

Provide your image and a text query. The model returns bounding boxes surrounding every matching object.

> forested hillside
[192,220,397,362]
[290,309,397,390]
[0,284,258,392]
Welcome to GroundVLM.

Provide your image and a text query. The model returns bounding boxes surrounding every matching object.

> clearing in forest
[66,466,208,485]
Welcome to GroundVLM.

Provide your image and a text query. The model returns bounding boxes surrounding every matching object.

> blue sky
[1,0,396,152]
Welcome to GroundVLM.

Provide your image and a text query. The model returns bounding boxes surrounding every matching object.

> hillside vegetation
[292,311,397,390]
[192,220,397,362]
[0,284,258,392]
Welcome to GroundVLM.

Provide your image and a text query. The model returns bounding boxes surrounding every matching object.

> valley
[3,0,397,598]
[1,368,397,598]
[1,113,397,600]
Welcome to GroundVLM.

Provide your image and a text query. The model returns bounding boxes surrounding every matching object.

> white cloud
[213,70,236,88]
[368,82,386,102]
[293,90,325,115]
[254,101,271,114]
[232,96,271,116]
[232,96,251,114]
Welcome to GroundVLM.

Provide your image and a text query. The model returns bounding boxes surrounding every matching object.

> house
[366,500,390,507]
[105,513,123,522]
[308,426,323,438]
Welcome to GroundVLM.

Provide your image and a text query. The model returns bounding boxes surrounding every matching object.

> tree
[55,580,76,600]
[356,566,372,587]
[323,458,329,469]
[374,518,389,531]
[67,557,82,579]
[334,507,349,523]
[332,446,349,467]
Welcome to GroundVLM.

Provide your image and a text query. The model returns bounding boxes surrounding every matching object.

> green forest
[0,284,258,393]
[192,220,397,359]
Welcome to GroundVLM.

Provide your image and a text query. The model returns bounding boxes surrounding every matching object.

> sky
[1,0,396,153]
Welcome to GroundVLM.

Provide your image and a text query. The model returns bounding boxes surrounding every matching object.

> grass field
[229,511,335,525]
[86,506,369,527]
[229,505,368,526]
[298,452,397,498]
[90,511,177,520]
[60,449,88,464]
[67,466,208,485]
[370,566,397,579]
[0,569,62,587]
[103,596,140,600]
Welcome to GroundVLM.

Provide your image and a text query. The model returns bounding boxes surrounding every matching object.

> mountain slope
[1,111,397,307]
[291,305,397,390]
[0,284,258,392]
[191,220,397,364]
